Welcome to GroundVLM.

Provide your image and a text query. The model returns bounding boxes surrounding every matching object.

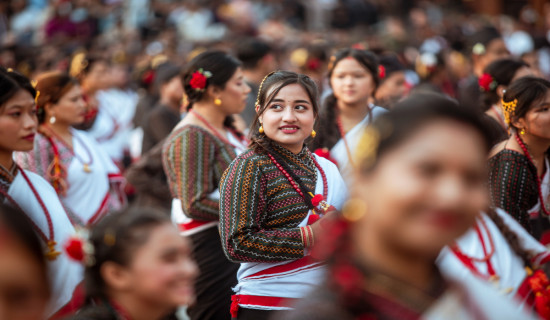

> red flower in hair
[479,73,497,92]
[306,58,321,71]
[378,65,386,79]
[189,68,212,91]
[142,70,155,85]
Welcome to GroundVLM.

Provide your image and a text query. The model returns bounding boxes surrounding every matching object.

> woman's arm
[219,154,305,263]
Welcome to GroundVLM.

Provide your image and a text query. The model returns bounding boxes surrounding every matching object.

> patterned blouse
[162,125,237,222]
[219,144,317,263]
[488,149,539,233]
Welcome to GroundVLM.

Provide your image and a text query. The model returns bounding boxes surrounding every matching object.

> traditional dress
[15,129,126,226]
[438,208,550,316]
[163,123,247,320]
[87,88,138,164]
[488,149,550,242]
[219,144,348,318]
[0,164,83,317]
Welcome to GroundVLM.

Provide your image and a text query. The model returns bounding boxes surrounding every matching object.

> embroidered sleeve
[163,127,220,221]
[488,154,537,232]
[219,154,304,263]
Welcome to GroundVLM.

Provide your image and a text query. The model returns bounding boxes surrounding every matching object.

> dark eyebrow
[271,98,311,105]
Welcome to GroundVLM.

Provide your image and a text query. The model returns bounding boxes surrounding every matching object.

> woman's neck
[46,122,73,139]
[191,103,226,131]
[337,100,371,132]
[0,150,14,172]
[110,294,171,320]
[521,133,550,173]
[352,226,436,292]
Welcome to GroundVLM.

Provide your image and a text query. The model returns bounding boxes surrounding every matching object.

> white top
[88,88,138,162]
[8,170,83,316]
[63,130,123,225]
[437,208,549,313]
[330,105,387,186]
[234,155,348,310]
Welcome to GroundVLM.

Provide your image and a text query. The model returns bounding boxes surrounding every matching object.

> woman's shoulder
[229,148,269,168]
[488,148,530,166]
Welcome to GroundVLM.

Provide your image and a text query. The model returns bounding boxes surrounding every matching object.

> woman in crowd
[0,203,50,320]
[220,71,348,319]
[0,67,82,318]
[488,77,550,243]
[162,50,250,320]
[374,54,408,110]
[67,208,198,320]
[310,48,386,185]
[479,58,531,145]
[16,72,126,227]
[284,93,534,319]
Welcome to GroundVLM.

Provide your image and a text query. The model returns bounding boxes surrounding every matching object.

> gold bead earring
[520,128,526,135]
[311,130,316,138]
[214,98,222,106]
[259,125,264,134]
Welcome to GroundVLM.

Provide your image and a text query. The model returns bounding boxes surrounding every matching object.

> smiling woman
[219,71,348,320]
[0,67,83,318]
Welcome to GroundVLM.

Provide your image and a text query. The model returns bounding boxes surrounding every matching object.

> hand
[309,209,339,245]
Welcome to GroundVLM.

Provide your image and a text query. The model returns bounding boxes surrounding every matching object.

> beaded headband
[501,98,518,125]
[255,71,276,109]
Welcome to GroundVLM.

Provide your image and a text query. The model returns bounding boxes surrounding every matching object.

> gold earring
[520,128,526,135]
[342,198,368,222]
[214,98,222,106]
[311,130,316,138]
[259,125,264,134]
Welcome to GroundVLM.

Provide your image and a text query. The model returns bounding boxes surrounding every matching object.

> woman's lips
[22,133,35,142]
[279,125,299,134]
[427,212,460,229]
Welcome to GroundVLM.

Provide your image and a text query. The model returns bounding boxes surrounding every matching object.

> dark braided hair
[310,48,379,151]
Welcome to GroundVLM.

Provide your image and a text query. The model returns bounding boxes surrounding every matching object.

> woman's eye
[9,112,21,118]
[269,104,282,110]
[295,105,307,111]
[417,162,440,178]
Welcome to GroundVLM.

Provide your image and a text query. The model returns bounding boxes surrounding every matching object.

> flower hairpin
[479,73,498,92]
[378,65,386,79]
[189,68,212,92]
[64,228,95,266]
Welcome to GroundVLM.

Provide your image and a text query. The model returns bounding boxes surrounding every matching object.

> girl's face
[374,71,407,107]
[0,234,49,320]
[162,77,184,107]
[330,57,375,106]
[216,67,251,115]
[260,83,316,153]
[46,85,87,126]
[0,90,37,156]
[125,223,198,310]
[519,90,550,140]
[354,120,488,258]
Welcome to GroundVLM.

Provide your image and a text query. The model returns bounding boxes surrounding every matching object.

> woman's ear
[207,85,221,101]
[496,85,506,99]
[43,102,55,118]
[100,261,133,291]
[511,116,526,132]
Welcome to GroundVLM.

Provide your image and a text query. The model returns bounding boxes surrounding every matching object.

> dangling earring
[259,125,264,134]
[311,130,316,138]
[520,128,526,135]
[214,98,222,106]
[49,116,56,124]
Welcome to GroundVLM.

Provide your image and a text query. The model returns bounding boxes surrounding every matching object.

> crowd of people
[2,0,550,320]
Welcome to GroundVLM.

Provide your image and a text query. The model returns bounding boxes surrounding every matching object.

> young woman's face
[162,76,184,107]
[0,90,37,155]
[520,90,550,140]
[260,83,316,153]
[374,71,407,107]
[0,234,49,320]
[47,85,87,126]
[330,57,375,106]
[126,223,198,311]
[354,120,488,258]
[217,67,251,115]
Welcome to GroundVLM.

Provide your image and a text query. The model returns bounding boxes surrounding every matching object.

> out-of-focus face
[0,90,37,155]
[124,223,198,311]
[375,71,407,109]
[47,84,87,126]
[162,77,184,107]
[518,90,550,141]
[0,232,49,320]
[353,120,488,258]
[260,83,316,154]
[511,66,533,83]
[83,61,109,92]
[217,67,251,115]
[330,57,375,106]
[478,39,510,72]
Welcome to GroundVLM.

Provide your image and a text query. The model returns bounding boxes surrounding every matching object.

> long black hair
[310,48,379,151]
[481,59,529,112]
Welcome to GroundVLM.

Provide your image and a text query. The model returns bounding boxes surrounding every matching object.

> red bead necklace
[516,134,550,216]
[451,217,497,279]
[266,151,328,206]
[191,110,248,149]
[45,126,94,173]
[0,166,60,260]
